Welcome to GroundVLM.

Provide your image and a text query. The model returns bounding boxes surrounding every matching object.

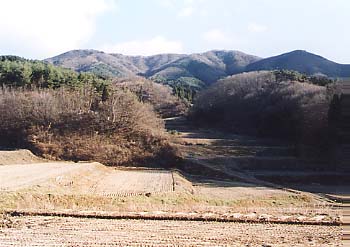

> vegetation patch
[0,55,107,89]
[114,77,189,117]
[0,86,176,166]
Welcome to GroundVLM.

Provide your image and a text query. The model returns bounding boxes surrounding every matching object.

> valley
[1,1,348,246]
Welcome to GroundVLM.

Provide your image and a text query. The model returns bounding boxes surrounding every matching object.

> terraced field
[166,117,350,202]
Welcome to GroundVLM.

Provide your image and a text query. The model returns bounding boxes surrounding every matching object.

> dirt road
[0,216,341,247]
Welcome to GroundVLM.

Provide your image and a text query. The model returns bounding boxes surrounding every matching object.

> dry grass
[0,190,334,217]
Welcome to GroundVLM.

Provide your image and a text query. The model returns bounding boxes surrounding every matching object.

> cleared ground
[0,162,96,191]
[0,216,341,247]
[94,169,174,196]
[0,162,174,196]
[0,150,43,165]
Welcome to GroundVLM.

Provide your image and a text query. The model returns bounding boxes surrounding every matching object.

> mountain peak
[246,50,350,77]
[290,49,308,54]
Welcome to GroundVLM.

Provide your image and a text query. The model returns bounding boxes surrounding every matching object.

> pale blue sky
[0,0,348,63]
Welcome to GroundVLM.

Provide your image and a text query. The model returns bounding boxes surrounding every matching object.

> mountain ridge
[45,49,350,88]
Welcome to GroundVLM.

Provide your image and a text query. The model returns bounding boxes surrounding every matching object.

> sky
[0,0,348,63]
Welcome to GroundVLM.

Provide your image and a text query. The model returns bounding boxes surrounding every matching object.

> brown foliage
[0,86,176,166]
[113,77,188,117]
[190,71,330,147]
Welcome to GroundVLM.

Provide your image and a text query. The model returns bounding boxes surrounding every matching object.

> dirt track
[0,216,341,247]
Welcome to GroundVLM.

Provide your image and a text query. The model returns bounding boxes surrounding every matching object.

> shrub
[0,86,175,166]
[114,77,189,117]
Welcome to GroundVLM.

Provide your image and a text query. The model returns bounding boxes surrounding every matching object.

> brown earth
[0,216,342,247]
[0,150,44,165]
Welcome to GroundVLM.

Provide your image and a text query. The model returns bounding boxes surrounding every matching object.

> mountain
[46,49,350,88]
[246,50,350,78]
[45,50,261,88]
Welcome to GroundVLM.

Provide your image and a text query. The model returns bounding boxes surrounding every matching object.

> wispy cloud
[100,36,184,56]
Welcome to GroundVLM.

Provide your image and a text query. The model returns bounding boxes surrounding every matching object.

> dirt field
[0,216,342,247]
[94,170,174,196]
[0,162,97,191]
[0,150,44,165]
[0,161,175,196]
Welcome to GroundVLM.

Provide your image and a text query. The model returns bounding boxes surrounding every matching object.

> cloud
[157,0,208,18]
[177,7,195,17]
[248,23,268,33]
[202,29,232,44]
[0,0,116,59]
[100,36,184,56]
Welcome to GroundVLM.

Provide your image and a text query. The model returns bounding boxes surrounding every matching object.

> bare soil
[94,169,174,196]
[0,216,342,247]
[0,150,44,165]
[0,162,97,191]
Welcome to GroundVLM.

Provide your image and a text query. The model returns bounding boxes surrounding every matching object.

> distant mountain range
[45,49,350,88]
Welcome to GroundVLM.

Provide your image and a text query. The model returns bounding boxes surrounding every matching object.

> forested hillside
[190,71,331,152]
[0,56,177,167]
[0,56,107,89]
[246,50,350,78]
